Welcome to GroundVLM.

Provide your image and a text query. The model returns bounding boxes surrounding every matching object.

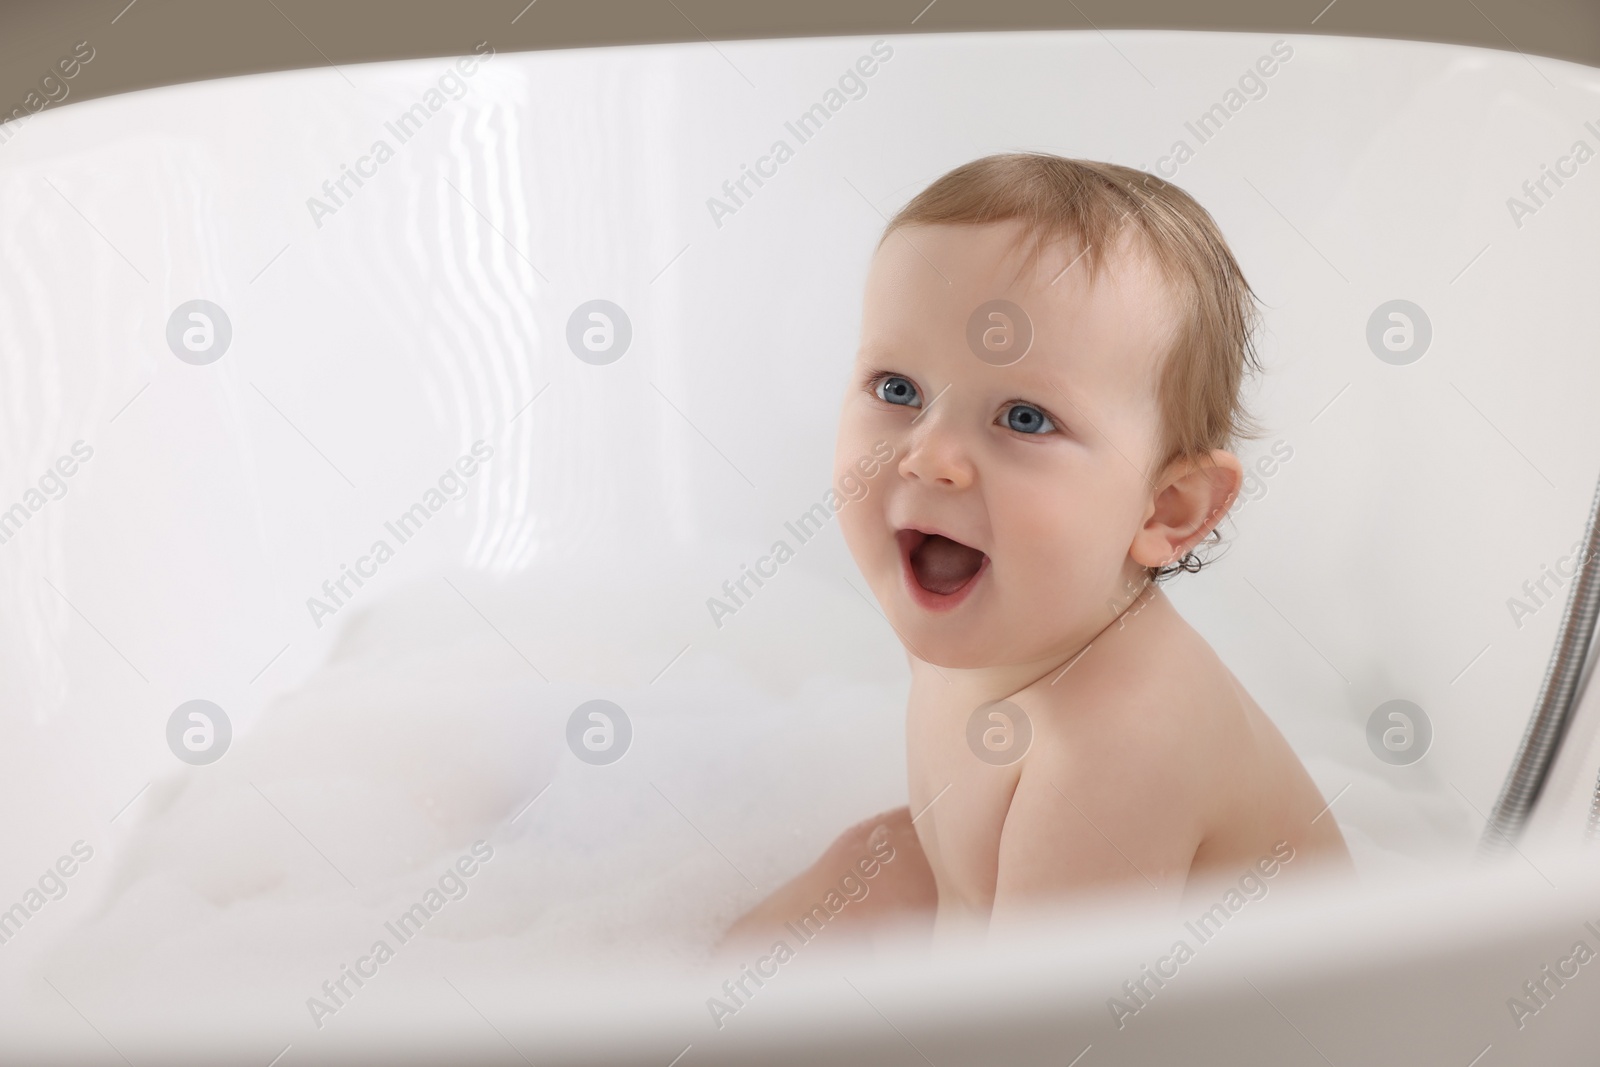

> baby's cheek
[1004,504,1077,563]
[1002,509,1098,598]
[834,492,875,562]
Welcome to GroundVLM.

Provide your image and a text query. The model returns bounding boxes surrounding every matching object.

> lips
[895,528,988,609]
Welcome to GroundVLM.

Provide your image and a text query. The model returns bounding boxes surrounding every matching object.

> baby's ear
[1129,449,1243,569]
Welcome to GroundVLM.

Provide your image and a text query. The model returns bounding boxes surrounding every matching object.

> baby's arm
[714,806,936,957]
[989,734,1201,924]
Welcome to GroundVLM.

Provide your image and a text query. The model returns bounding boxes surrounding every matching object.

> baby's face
[835,219,1181,669]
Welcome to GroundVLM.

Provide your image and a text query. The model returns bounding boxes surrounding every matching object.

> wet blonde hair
[876,152,1266,581]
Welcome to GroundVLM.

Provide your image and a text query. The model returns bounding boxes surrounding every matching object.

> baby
[721,152,1352,951]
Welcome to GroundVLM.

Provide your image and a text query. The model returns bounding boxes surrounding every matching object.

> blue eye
[1004,403,1055,435]
[874,375,921,408]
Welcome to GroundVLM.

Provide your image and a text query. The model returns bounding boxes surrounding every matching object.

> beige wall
[2,0,1598,124]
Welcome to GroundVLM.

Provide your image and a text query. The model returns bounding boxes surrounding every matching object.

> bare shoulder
[991,618,1220,909]
[1013,595,1226,797]
[1123,600,1356,881]
[995,590,1352,914]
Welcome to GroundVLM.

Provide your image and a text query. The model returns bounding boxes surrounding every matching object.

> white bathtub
[3,26,1600,1065]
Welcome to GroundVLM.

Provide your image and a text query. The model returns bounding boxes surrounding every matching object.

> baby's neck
[906,579,1169,712]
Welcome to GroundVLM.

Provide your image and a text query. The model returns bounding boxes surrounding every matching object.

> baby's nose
[899,424,975,489]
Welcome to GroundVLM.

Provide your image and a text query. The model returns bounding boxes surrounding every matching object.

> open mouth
[895,528,989,609]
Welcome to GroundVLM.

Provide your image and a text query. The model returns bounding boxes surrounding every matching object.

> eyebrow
[854,341,897,365]
[1001,360,1090,411]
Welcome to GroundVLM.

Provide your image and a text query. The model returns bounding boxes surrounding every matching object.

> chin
[889,620,997,671]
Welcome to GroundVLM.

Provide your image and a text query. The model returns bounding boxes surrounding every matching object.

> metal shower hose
[1480,467,1600,855]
